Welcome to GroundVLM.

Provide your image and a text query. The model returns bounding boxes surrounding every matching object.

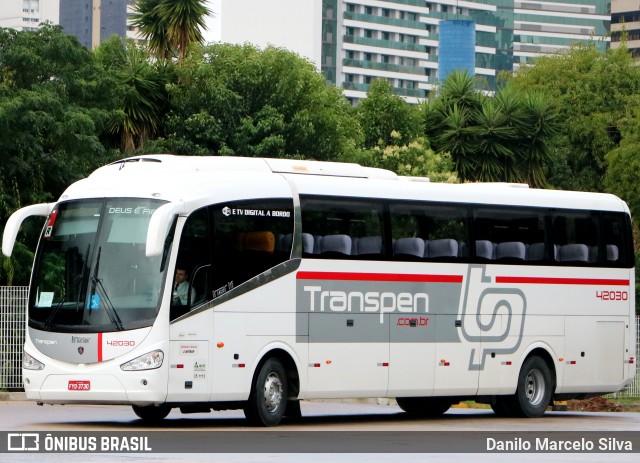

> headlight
[120,350,164,371]
[23,351,45,370]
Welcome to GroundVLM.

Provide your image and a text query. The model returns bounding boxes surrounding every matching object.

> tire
[490,397,512,417]
[244,357,288,426]
[132,404,171,422]
[508,356,553,418]
[284,400,302,419]
[396,397,451,417]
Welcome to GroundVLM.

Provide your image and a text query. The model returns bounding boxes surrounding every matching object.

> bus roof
[58,155,628,214]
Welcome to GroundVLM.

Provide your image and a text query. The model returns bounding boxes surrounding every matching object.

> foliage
[348,134,458,182]
[130,0,211,62]
[507,43,640,192]
[604,109,640,221]
[0,25,120,284]
[159,43,360,160]
[355,79,422,149]
[96,36,173,152]
[607,129,640,314]
[424,71,559,186]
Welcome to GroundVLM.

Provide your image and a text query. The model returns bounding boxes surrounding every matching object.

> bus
[2,155,636,426]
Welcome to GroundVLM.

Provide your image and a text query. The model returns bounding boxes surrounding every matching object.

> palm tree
[130,0,172,60]
[425,71,558,186]
[131,0,211,63]
[426,71,489,181]
[516,92,560,187]
[469,98,518,182]
[106,43,166,151]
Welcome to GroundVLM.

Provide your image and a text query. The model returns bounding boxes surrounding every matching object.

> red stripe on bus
[296,271,463,283]
[496,276,629,286]
[98,332,103,362]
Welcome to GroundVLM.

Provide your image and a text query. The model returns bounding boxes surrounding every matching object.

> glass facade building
[438,20,476,83]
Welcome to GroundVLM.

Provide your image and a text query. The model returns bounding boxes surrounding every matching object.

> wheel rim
[263,372,284,413]
[525,368,545,406]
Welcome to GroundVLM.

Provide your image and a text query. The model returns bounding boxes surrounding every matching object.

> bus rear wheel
[132,404,171,422]
[244,357,288,426]
[396,397,451,417]
[508,356,552,418]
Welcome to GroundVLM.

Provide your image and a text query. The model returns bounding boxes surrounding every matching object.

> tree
[349,134,458,182]
[0,26,120,284]
[424,71,559,186]
[96,37,172,152]
[147,43,360,160]
[355,79,422,149]
[131,0,211,63]
[604,111,640,221]
[507,42,640,192]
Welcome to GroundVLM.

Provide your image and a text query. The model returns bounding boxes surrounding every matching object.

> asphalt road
[0,399,639,431]
[1,399,638,462]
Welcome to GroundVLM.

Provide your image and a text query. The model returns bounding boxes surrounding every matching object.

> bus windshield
[29,198,168,333]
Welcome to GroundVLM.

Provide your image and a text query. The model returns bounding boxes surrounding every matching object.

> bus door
[433,265,486,396]
[167,313,213,402]
[449,265,527,395]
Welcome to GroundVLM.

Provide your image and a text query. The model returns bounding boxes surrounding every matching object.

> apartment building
[0,0,59,32]
[221,1,611,102]
[611,0,640,57]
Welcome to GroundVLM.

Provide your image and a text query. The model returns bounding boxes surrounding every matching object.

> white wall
[220,0,322,70]
[0,0,59,30]
[42,0,60,25]
[0,1,22,29]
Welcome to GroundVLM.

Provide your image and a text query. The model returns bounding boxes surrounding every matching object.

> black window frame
[298,195,634,269]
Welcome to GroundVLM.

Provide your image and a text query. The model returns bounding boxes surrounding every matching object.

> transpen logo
[303,286,428,323]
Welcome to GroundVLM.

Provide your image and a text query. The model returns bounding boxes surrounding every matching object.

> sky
[203,0,222,43]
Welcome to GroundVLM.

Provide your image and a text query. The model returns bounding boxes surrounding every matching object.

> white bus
[2,155,636,426]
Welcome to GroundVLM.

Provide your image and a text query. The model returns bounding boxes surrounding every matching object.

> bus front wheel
[508,356,553,418]
[244,357,288,426]
[132,404,171,422]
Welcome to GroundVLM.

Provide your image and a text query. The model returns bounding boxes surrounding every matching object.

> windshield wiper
[89,246,124,331]
[75,244,91,312]
[43,291,66,331]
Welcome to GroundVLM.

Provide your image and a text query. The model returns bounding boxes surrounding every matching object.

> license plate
[67,380,90,391]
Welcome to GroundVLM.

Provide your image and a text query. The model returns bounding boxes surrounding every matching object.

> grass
[451,401,490,409]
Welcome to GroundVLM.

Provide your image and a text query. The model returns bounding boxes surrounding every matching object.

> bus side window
[600,213,630,267]
[210,199,294,294]
[551,212,598,266]
[473,207,547,264]
[173,208,211,320]
[389,202,468,262]
[301,197,385,260]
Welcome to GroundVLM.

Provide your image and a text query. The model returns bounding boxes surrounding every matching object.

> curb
[0,392,27,401]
